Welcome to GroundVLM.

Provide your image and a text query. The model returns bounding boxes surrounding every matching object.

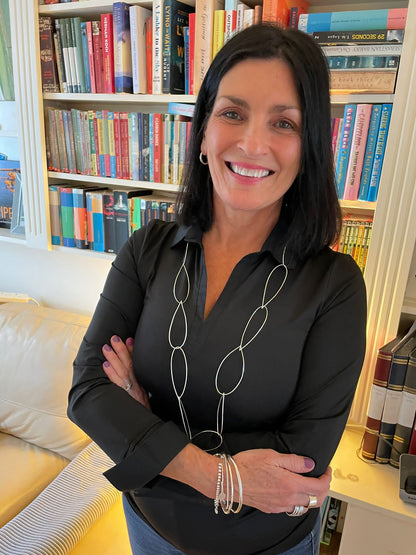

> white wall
[0,241,112,316]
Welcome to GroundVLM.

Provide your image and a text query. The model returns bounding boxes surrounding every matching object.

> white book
[152,0,163,95]
[130,5,152,94]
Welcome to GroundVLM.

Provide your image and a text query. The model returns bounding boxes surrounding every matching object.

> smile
[228,162,272,178]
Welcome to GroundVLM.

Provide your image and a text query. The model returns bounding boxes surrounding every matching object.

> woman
[68,24,366,555]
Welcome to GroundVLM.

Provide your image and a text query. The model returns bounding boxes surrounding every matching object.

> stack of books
[361,321,416,467]
[45,106,192,186]
[299,8,407,94]
[332,213,373,274]
[333,103,393,203]
[48,185,177,253]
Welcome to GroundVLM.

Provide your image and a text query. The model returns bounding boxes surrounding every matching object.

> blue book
[334,104,357,198]
[142,112,150,182]
[298,8,408,34]
[149,113,154,182]
[130,112,139,181]
[358,105,382,201]
[80,21,91,93]
[367,104,393,202]
[184,26,190,95]
[113,2,133,93]
[138,112,144,181]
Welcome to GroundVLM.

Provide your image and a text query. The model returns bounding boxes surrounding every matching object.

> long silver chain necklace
[169,242,288,452]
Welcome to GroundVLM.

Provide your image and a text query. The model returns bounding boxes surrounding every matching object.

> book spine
[73,17,86,93]
[146,15,153,94]
[101,13,115,94]
[367,103,393,202]
[68,18,81,93]
[59,186,75,248]
[153,112,162,183]
[55,109,69,172]
[91,192,105,252]
[96,110,105,177]
[113,2,133,93]
[39,16,60,93]
[184,25,190,94]
[138,112,144,181]
[92,20,104,93]
[162,0,173,94]
[330,69,397,94]
[312,29,405,44]
[102,110,111,177]
[224,9,237,43]
[334,104,356,198]
[57,18,72,93]
[72,188,88,249]
[357,105,382,200]
[188,12,195,95]
[213,10,225,59]
[149,113,154,182]
[114,111,122,179]
[70,108,83,173]
[327,55,400,70]
[108,111,117,178]
[130,112,139,181]
[80,21,91,93]
[119,112,130,179]
[53,22,67,93]
[322,44,402,57]
[48,185,62,245]
[142,113,150,181]
[103,190,116,253]
[62,109,76,173]
[86,21,96,94]
[113,190,129,252]
[343,104,372,201]
[152,0,163,94]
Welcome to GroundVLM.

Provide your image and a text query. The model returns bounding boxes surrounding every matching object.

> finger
[274,452,315,474]
[110,335,134,371]
[102,360,130,390]
[126,337,134,355]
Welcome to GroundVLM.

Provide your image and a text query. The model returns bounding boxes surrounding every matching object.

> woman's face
[201,58,302,222]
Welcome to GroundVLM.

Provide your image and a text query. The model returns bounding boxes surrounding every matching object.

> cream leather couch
[0,302,131,555]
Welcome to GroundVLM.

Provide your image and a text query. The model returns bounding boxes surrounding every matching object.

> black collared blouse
[68,219,366,555]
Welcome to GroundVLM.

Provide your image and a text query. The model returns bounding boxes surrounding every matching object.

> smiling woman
[68,23,367,555]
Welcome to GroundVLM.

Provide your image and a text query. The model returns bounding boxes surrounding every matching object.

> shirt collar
[171,222,297,269]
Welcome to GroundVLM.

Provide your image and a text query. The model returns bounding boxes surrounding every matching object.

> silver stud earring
[199,152,208,165]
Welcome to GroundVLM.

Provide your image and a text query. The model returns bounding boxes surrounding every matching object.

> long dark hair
[177,23,342,262]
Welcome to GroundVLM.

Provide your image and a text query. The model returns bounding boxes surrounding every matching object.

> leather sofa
[0,302,131,554]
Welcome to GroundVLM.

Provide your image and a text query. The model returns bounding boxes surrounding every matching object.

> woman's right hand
[102,335,151,410]
[233,449,331,514]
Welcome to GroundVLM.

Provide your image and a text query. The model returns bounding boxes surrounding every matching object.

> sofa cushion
[0,303,91,460]
[0,432,69,527]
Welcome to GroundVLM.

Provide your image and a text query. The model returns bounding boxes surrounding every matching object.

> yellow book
[213,10,225,59]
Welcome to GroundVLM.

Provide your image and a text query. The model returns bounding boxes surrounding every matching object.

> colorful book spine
[312,29,405,44]
[59,186,75,248]
[298,8,408,34]
[146,15,153,94]
[73,17,86,93]
[39,16,60,93]
[224,9,237,43]
[101,13,115,94]
[188,12,195,94]
[80,22,91,93]
[92,20,104,93]
[334,104,356,198]
[329,69,398,94]
[361,335,404,459]
[142,112,150,181]
[262,0,289,28]
[120,112,130,179]
[343,104,372,201]
[103,190,116,253]
[113,190,129,253]
[85,21,96,94]
[130,5,152,94]
[366,103,393,202]
[87,191,105,252]
[130,112,140,181]
[184,25,190,93]
[149,113,154,182]
[152,0,163,94]
[322,43,402,57]
[358,104,382,201]
[108,111,117,178]
[213,10,225,59]
[48,185,62,245]
[114,111,122,179]
[153,112,163,183]
[113,2,133,93]
[72,187,89,249]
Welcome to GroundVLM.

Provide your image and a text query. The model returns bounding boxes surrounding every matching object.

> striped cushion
[0,442,119,555]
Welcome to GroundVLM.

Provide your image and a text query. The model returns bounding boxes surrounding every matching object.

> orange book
[262,0,289,28]
[101,13,115,93]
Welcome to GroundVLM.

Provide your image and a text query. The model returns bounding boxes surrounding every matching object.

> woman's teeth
[229,163,270,178]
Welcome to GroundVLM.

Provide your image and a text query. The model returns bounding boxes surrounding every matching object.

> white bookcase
[3,2,416,550]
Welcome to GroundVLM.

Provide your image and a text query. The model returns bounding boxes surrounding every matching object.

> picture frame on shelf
[0,158,19,229]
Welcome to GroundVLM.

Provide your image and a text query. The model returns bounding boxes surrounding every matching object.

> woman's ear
[201,135,206,156]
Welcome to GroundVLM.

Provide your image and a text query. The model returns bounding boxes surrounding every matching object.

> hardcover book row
[48,185,177,253]
[333,103,392,203]
[331,214,373,274]
[45,107,192,186]
[362,326,416,466]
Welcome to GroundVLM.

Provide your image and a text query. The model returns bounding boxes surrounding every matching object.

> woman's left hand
[102,335,151,410]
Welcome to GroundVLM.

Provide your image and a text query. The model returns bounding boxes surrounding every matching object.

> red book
[39,16,60,93]
[92,20,104,93]
[101,13,115,94]
[146,16,153,94]
[362,334,405,459]
[114,111,122,179]
[153,112,163,183]
[262,0,289,28]
[85,21,96,94]
[188,12,195,95]
[119,112,130,180]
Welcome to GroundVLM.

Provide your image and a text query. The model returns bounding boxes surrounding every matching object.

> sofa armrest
[0,442,120,555]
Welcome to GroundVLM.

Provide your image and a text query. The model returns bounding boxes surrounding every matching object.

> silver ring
[125,381,133,391]
[307,495,318,508]
[286,505,306,517]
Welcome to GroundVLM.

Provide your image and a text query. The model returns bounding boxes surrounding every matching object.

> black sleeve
[221,254,367,476]
[67,226,189,491]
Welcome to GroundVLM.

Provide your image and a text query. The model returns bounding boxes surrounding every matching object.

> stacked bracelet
[214,453,243,515]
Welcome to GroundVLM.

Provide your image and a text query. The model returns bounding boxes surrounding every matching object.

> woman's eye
[276,119,294,130]
[222,110,241,121]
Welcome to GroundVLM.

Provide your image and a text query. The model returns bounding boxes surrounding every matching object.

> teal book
[358,105,382,201]
[367,103,393,202]
[298,9,408,34]
[59,186,75,248]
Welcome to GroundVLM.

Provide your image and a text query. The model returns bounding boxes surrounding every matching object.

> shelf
[43,93,197,105]
[0,228,26,244]
[402,299,416,316]
[48,171,180,194]
[329,426,416,524]
[330,93,394,104]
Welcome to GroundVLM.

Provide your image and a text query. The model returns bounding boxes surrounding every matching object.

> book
[113,189,129,253]
[298,8,408,34]
[67,18,81,93]
[361,334,405,460]
[358,104,382,201]
[0,0,14,100]
[326,55,400,70]
[184,25,190,93]
[329,68,398,94]
[146,16,153,94]
[321,43,403,58]
[113,2,133,93]
[80,21,91,93]
[39,16,60,93]
[103,190,116,253]
[376,333,416,463]
[152,0,163,94]
[92,20,104,93]
[48,185,62,245]
[129,5,152,94]
[224,9,237,43]
[162,0,194,94]
[86,189,105,252]
[194,0,225,95]
[262,0,289,28]
[0,160,19,229]
[142,112,150,181]
[119,111,130,179]
[72,17,87,93]
[342,104,372,201]
[153,112,163,183]
[101,13,115,94]
[168,102,195,117]
[72,186,90,249]
[390,345,416,467]
[53,19,66,93]
[59,186,75,248]
[85,21,96,93]
[366,103,393,202]
[334,104,356,198]
[188,12,195,94]
[212,10,225,59]
[312,29,405,45]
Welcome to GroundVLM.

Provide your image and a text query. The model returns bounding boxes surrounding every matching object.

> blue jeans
[123,495,321,555]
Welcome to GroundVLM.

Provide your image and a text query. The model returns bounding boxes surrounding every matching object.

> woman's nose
[237,122,269,156]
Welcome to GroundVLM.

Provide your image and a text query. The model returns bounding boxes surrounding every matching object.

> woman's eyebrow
[217,95,301,112]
